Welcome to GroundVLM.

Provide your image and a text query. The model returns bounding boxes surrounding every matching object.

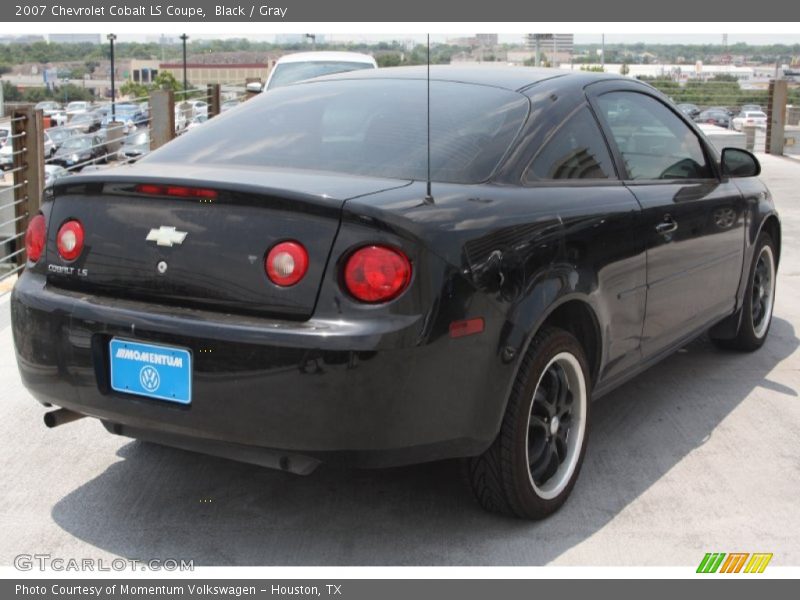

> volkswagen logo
[139,365,160,392]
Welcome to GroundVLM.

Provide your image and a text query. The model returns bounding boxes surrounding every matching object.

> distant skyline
[17,33,797,46]
[104,33,800,45]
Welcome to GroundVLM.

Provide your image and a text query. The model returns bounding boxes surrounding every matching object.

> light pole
[601,33,605,70]
[180,33,189,98]
[107,33,117,122]
[305,33,316,51]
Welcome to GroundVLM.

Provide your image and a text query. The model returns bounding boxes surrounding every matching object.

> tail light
[266,241,308,287]
[25,213,47,263]
[56,220,84,261]
[135,184,217,199]
[343,245,412,303]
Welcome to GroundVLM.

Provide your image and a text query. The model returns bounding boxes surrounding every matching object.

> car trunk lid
[45,163,411,319]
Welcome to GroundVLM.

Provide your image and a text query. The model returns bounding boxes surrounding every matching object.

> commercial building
[158,62,271,86]
[525,34,575,66]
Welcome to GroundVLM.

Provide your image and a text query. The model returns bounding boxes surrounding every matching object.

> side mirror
[245,82,263,94]
[721,147,760,178]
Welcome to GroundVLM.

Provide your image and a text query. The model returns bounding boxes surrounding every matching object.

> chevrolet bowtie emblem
[146,226,188,247]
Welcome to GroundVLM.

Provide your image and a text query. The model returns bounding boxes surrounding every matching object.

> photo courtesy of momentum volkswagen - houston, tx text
[10,65,781,520]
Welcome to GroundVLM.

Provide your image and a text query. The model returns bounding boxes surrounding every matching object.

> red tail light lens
[266,241,308,287]
[135,184,217,199]
[56,220,84,261]
[343,245,412,303]
[25,213,47,263]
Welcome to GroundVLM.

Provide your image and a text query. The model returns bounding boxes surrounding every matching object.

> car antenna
[424,33,434,204]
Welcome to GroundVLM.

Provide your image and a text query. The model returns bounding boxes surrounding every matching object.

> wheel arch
[509,294,603,393]
[759,213,781,266]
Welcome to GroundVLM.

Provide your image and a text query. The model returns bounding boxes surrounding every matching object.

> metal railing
[0,84,232,288]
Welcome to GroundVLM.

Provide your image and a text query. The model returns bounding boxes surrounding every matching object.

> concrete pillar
[207,84,221,118]
[743,126,756,152]
[149,90,175,151]
[105,121,126,157]
[766,79,787,156]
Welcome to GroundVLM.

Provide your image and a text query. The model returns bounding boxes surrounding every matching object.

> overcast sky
[108,33,800,45]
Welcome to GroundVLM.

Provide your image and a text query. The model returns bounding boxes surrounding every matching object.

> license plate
[109,339,192,405]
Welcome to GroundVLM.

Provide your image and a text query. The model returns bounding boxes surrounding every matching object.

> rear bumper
[11,272,510,468]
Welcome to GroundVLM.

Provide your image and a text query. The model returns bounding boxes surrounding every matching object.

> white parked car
[258,51,377,92]
[732,110,767,131]
[35,101,68,126]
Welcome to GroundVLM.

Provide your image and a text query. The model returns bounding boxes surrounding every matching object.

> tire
[713,233,777,352]
[466,327,591,519]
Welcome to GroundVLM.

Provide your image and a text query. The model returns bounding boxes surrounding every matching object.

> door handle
[655,215,678,235]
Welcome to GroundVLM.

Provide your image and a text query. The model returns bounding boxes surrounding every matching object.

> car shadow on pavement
[50,317,799,565]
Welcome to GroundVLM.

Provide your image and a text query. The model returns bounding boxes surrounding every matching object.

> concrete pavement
[0,154,798,566]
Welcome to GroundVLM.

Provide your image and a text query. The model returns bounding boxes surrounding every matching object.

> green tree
[376,53,402,68]
[152,71,181,92]
[119,81,149,99]
[2,80,22,101]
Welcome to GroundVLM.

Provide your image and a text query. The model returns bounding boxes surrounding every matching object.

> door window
[596,92,713,181]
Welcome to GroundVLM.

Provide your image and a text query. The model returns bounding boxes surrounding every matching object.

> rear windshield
[147,79,529,184]
[267,61,374,89]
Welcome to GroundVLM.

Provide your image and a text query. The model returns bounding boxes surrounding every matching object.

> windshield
[267,61,374,90]
[61,137,91,150]
[148,79,529,184]
[49,129,71,143]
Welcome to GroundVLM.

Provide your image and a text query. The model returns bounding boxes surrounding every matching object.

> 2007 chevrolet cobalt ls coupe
[12,67,780,519]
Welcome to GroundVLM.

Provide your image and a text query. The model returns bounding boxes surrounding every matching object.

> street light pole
[601,33,605,70]
[180,33,189,98]
[107,33,117,122]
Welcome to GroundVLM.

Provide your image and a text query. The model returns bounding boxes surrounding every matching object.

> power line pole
[180,33,189,96]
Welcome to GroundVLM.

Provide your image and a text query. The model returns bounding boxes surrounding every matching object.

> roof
[274,51,377,65]
[314,65,621,91]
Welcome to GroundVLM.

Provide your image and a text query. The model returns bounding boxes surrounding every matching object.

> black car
[676,103,700,118]
[68,111,102,133]
[695,109,732,128]
[49,134,107,170]
[46,126,77,150]
[12,67,780,519]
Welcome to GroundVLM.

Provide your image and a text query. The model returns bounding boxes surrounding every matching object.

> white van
[260,51,377,91]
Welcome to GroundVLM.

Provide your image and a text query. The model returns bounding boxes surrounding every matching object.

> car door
[520,104,647,383]
[590,87,746,359]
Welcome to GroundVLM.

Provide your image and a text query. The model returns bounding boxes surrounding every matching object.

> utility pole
[180,33,189,97]
[601,33,605,69]
[305,33,316,50]
[107,33,117,122]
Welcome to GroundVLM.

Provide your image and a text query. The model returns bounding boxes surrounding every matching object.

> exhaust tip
[44,408,86,428]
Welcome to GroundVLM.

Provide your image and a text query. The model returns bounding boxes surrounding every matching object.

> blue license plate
[109,339,192,405]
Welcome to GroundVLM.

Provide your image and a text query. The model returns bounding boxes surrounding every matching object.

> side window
[596,91,713,181]
[525,106,615,182]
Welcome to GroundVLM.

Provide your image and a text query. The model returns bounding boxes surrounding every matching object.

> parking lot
[0,154,798,567]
